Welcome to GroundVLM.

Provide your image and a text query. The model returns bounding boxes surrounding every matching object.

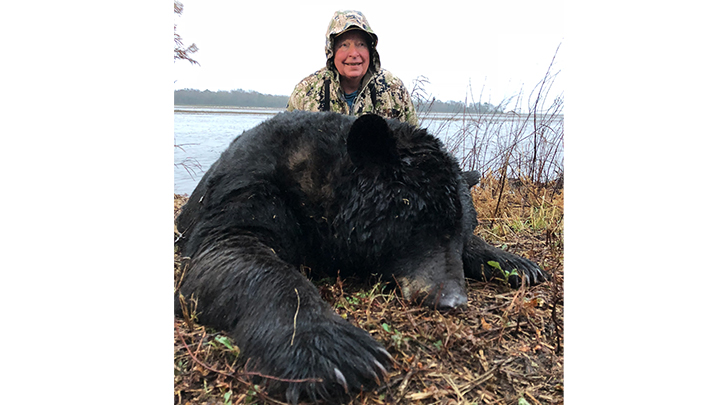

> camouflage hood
[324,10,381,74]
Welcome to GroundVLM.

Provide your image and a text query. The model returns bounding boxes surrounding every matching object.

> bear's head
[334,114,476,310]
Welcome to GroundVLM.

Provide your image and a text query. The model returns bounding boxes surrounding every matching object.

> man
[287,10,419,126]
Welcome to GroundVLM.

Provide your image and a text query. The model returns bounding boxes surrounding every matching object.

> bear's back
[176,111,358,258]
[176,111,466,271]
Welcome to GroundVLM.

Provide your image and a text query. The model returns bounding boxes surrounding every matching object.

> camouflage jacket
[287,10,418,126]
[287,67,418,126]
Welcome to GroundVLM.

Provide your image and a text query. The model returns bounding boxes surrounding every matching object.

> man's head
[333,29,371,83]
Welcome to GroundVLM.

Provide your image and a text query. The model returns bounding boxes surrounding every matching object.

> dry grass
[173,173,564,405]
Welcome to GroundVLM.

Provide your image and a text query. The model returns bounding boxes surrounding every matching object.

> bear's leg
[176,236,391,405]
[462,234,549,288]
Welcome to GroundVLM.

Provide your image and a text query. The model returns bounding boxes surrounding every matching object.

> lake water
[174,106,564,195]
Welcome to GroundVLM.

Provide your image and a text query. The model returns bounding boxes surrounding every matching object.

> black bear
[175,111,547,404]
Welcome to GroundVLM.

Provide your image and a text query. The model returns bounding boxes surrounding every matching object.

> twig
[395,356,419,399]
[443,374,466,403]
[490,153,512,230]
[457,366,498,395]
[291,288,300,346]
[175,321,234,378]
[193,329,207,360]
[525,391,543,405]
[241,359,323,384]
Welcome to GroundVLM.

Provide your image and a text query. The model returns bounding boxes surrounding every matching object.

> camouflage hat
[325,10,381,73]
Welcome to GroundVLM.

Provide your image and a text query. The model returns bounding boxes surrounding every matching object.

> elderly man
[287,10,418,126]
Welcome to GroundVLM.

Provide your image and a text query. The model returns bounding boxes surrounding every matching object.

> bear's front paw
[249,315,392,405]
[492,251,549,288]
[464,235,550,289]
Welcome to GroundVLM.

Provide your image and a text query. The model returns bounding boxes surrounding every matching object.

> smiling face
[333,30,371,92]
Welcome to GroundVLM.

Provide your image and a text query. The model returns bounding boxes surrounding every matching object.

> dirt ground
[173,175,564,405]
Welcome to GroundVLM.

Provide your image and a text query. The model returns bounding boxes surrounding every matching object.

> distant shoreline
[173,105,564,120]
[174,105,284,114]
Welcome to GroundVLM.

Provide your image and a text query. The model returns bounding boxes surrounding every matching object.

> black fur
[175,111,548,404]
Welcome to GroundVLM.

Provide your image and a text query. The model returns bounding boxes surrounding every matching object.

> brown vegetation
[173,173,564,405]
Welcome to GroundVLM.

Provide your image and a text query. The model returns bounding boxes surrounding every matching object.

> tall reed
[412,45,564,187]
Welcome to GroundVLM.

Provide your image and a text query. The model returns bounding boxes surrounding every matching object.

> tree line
[174,89,289,108]
[174,88,504,113]
[416,100,504,114]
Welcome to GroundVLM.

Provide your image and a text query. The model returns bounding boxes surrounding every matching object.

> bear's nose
[435,291,468,310]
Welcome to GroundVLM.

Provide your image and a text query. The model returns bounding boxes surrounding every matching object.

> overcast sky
[173,0,564,106]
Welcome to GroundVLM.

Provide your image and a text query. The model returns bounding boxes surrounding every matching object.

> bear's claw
[268,317,391,405]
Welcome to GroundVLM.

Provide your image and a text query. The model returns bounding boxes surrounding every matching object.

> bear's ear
[347,114,399,167]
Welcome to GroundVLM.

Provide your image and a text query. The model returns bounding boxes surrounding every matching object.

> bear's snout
[394,243,468,310]
[397,274,468,310]
[435,288,469,310]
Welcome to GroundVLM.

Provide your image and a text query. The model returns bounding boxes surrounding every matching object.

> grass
[173,172,564,404]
